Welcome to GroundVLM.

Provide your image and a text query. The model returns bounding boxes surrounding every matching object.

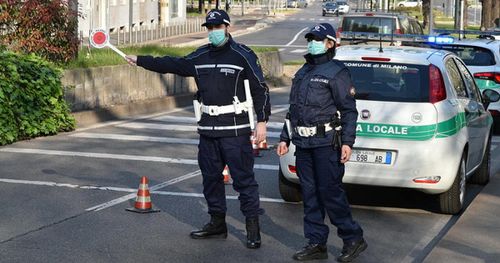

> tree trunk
[422,0,430,29]
[198,0,205,14]
[481,0,492,29]
[492,0,500,28]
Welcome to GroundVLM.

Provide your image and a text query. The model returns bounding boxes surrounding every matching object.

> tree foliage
[0,0,79,63]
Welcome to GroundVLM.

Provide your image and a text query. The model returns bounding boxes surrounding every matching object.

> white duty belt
[295,123,334,137]
[200,97,252,116]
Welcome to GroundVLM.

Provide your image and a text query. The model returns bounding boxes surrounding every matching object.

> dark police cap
[202,9,231,27]
[305,23,336,41]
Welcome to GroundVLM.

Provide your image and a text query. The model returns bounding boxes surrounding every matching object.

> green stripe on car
[356,112,466,140]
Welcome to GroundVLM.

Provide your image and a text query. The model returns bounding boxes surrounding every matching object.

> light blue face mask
[307,40,327,55]
[208,29,227,46]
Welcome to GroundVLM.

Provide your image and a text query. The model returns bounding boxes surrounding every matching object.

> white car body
[398,0,421,7]
[433,38,500,130]
[279,45,497,214]
[337,1,350,14]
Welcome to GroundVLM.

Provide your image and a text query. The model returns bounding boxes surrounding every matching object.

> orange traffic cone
[258,139,268,150]
[223,165,232,185]
[251,131,261,157]
[126,176,160,213]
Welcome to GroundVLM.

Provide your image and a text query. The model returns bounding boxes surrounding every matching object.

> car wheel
[278,168,302,202]
[470,135,491,185]
[399,4,404,7]
[437,153,466,214]
[322,12,325,16]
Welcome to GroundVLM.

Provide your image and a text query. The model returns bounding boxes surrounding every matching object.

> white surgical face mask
[307,40,327,55]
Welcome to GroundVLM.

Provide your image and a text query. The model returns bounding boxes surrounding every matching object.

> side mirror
[482,89,500,109]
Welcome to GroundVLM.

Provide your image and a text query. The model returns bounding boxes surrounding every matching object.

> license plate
[349,150,393,164]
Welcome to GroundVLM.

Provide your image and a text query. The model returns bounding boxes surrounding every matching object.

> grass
[64,45,277,69]
[284,59,305,65]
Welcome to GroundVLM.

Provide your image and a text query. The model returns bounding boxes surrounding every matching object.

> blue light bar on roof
[427,36,454,44]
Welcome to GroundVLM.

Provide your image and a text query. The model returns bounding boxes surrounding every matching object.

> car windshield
[343,61,430,102]
[337,1,347,5]
[438,45,496,66]
[325,3,337,7]
[342,17,396,33]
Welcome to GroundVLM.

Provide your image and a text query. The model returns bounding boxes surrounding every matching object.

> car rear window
[439,45,495,66]
[343,61,430,102]
[342,17,396,33]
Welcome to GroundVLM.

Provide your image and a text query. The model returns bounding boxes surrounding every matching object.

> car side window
[445,58,467,98]
[454,58,481,102]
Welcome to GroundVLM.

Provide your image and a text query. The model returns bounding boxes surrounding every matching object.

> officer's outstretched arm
[136,55,196,77]
[331,69,358,148]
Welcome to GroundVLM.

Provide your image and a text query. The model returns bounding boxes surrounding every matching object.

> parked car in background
[397,0,422,8]
[337,12,423,45]
[336,1,350,14]
[423,35,500,133]
[322,2,338,16]
[286,0,308,8]
[279,45,499,215]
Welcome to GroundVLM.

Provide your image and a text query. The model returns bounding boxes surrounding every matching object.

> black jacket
[280,52,358,148]
[137,36,270,137]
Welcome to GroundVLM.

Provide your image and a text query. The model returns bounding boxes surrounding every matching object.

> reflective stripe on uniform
[195,64,216,69]
[217,64,244,70]
[198,123,251,130]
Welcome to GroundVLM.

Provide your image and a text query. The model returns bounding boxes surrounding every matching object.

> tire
[437,153,466,214]
[278,168,302,202]
[470,135,491,185]
[322,12,326,16]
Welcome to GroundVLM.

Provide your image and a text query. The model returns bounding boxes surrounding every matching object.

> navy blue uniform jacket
[280,52,358,148]
[137,36,270,137]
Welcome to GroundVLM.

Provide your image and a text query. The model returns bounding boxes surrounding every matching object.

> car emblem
[361,109,370,120]
[411,112,422,123]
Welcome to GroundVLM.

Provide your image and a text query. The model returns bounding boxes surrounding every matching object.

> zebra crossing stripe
[115,122,281,138]
[70,133,200,145]
[290,49,307,53]
[0,148,279,170]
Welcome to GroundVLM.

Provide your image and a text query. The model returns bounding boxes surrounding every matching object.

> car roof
[335,45,450,64]
[441,38,500,49]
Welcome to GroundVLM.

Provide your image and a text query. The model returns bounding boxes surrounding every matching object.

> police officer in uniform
[126,9,270,249]
[276,23,367,261]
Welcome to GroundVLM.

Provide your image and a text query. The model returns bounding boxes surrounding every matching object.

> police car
[279,45,500,214]
[423,35,500,133]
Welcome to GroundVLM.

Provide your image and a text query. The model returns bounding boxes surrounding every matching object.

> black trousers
[296,145,363,245]
[198,134,263,217]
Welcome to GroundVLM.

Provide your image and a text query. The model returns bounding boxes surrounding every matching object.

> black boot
[293,243,328,261]
[336,238,367,262]
[246,217,261,249]
[190,214,228,239]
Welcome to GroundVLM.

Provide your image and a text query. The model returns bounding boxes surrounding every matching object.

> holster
[331,115,342,150]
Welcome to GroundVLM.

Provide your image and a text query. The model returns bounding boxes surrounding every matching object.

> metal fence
[80,17,206,47]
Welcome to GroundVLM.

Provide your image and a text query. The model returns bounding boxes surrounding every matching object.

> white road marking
[272,107,289,114]
[299,18,305,20]
[309,18,315,21]
[492,145,498,151]
[152,115,196,123]
[290,49,307,53]
[285,27,309,46]
[278,48,286,52]
[117,123,198,131]
[1,177,444,211]
[0,148,279,170]
[0,175,292,205]
[70,133,199,145]
[113,122,282,138]
[329,18,336,21]
[75,107,189,132]
[492,136,500,143]
[319,18,325,21]
[86,170,202,211]
[150,115,285,130]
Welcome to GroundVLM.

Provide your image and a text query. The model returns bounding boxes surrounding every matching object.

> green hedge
[0,51,75,146]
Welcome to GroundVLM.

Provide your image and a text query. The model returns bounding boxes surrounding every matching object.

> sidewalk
[424,170,500,262]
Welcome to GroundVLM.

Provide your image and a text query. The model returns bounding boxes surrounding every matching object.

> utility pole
[429,0,433,34]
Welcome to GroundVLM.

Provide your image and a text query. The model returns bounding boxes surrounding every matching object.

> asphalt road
[0,86,499,262]
[234,1,342,63]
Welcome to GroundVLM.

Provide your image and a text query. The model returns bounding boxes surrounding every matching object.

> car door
[444,57,482,171]
[455,58,490,169]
